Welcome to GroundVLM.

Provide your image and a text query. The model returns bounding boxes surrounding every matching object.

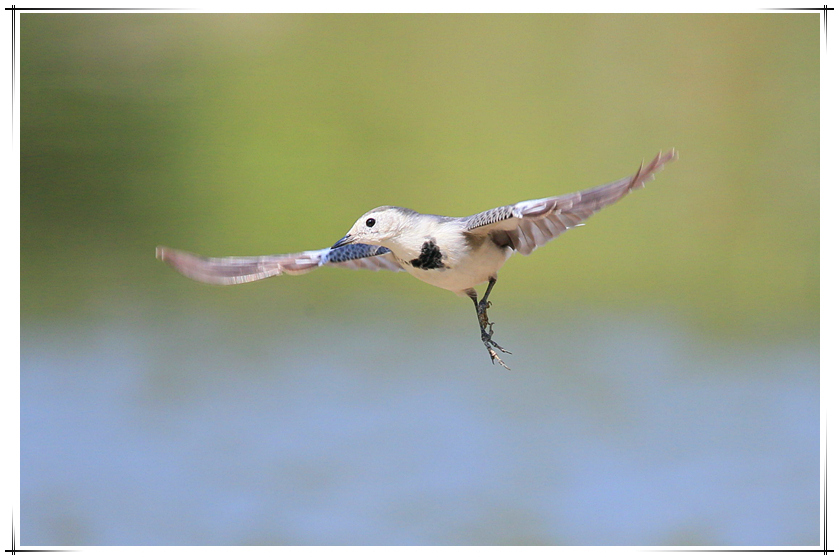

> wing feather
[156,243,401,286]
[322,244,403,272]
[465,149,677,255]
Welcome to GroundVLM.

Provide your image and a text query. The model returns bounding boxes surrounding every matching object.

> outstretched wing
[464,149,677,255]
[156,243,402,286]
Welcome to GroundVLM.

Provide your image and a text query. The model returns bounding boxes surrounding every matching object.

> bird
[157,148,677,369]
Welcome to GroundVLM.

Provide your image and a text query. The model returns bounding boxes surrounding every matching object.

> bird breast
[389,222,512,293]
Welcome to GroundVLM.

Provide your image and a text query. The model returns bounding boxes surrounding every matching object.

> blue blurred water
[17,11,820,548]
[20,306,818,545]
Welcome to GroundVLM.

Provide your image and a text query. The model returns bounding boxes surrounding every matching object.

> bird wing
[463,149,677,255]
[156,243,402,286]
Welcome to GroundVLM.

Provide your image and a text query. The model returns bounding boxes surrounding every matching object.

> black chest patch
[410,240,444,270]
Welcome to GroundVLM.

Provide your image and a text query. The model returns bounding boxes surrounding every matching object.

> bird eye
[366,218,376,227]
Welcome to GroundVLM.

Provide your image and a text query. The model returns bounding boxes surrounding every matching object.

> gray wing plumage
[156,243,402,286]
[322,244,403,272]
[464,149,677,255]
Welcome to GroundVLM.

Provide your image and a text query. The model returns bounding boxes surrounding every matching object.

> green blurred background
[21,13,818,337]
[20,14,820,546]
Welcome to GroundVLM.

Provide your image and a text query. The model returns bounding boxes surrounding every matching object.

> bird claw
[486,346,511,370]
[481,327,512,370]
[486,337,511,355]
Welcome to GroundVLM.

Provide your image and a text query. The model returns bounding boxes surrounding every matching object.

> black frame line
[6,511,75,554]
[658,435,828,552]
[5,5,182,130]
[5,6,831,553]
[5,8,185,555]
[765,5,833,46]
[5,6,183,9]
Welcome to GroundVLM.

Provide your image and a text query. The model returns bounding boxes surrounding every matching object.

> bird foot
[481,323,512,370]
[486,346,511,370]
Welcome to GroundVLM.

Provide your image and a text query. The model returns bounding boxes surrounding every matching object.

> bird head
[332,206,415,249]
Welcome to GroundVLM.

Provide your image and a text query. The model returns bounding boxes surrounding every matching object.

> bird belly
[402,239,512,293]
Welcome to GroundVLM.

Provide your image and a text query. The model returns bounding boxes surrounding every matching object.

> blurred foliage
[21,13,818,339]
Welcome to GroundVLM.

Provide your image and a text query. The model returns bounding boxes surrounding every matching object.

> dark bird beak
[331,234,353,249]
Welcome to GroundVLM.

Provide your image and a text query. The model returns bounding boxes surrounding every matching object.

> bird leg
[468,277,512,370]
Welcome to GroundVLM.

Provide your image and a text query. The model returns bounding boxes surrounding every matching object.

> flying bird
[157,148,677,369]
